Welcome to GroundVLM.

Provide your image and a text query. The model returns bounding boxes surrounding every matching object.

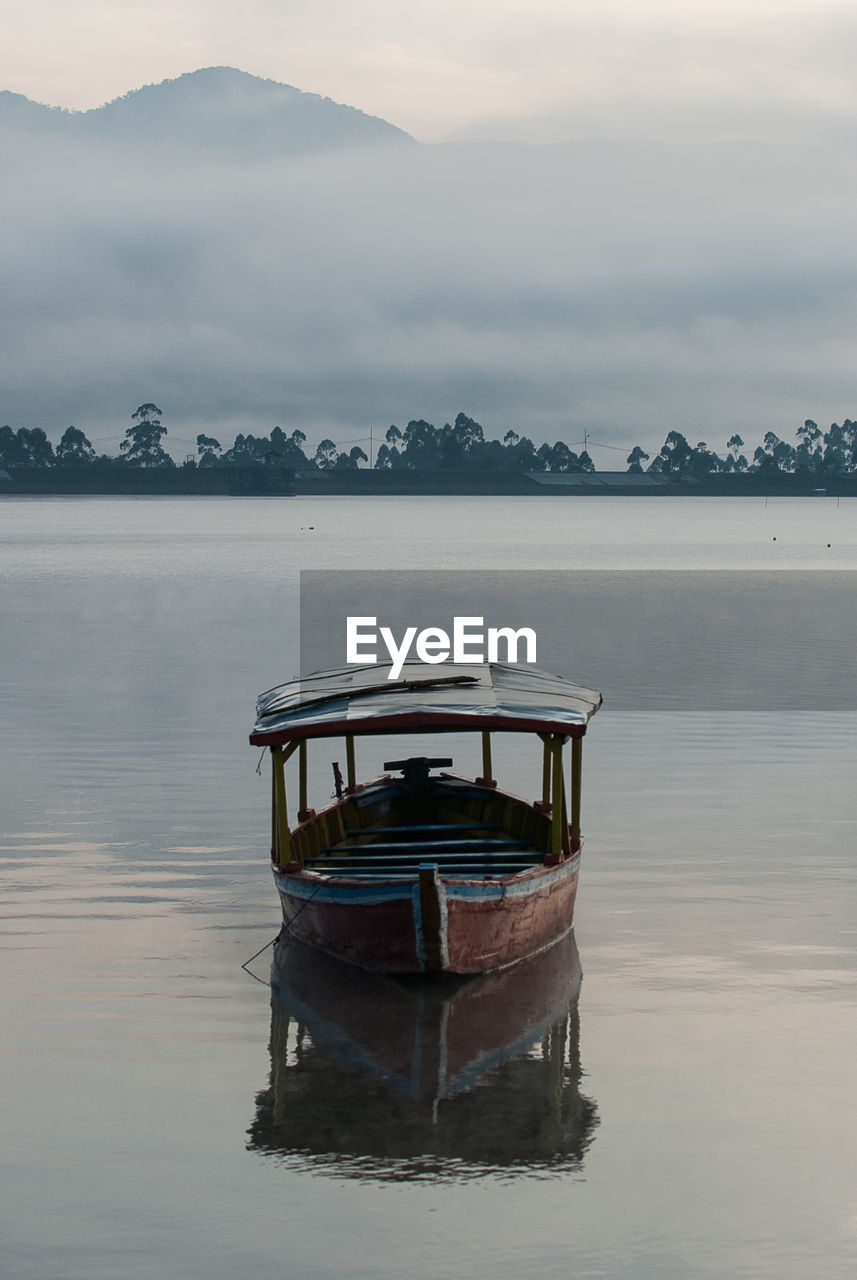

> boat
[249,661,602,975]
[247,929,598,1180]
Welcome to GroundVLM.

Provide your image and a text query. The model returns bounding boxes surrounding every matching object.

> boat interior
[289,756,556,881]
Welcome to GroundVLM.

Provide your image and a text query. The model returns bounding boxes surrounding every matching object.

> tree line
[3,404,857,476]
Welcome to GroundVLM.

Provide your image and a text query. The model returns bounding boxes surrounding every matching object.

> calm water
[2,496,857,1279]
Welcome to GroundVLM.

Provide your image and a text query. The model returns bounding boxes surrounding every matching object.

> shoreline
[2,465,856,498]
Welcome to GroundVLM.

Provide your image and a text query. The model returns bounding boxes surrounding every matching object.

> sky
[2,1,857,459]
[4,0,857,145]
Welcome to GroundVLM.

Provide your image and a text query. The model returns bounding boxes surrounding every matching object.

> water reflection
[247,930,598,1181]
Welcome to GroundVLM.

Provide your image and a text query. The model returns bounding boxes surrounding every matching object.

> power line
[584,438,630,452]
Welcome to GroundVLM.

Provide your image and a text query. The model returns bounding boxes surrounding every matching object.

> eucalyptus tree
[196,433,222,465]
[753,431,796,472]
[313,439,338,469]
[795,420,822,472]
[626,445,649,473]
[120,404,173,467]
[0,426,54,467]
[725,435,748,471]
[334,446,369,470]
[56,426,96,464]
[649,430,693,473]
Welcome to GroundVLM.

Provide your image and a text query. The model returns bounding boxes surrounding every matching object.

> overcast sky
[2,2,857,459]
[4,0,857,145]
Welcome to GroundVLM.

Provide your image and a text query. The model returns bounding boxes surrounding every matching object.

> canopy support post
[272,745,290,867]
[270,760,277,862]
[541,735,551,806]
[560,757,569,853]
[272,741,301,868]
[478,731,495,786]
[551,736,564,857]
[298,740,308,814]
[570,736,583,850]
[345,734,356,791]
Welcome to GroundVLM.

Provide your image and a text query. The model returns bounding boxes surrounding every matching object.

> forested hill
[0,67,414,155]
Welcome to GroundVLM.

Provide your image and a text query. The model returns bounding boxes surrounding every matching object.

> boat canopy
[250,661,602,745]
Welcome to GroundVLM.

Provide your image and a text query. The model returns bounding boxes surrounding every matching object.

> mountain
[0,67,414,155]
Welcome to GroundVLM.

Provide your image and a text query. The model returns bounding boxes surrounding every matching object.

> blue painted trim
[445,854,580,902]
[274,870,415,906]
[274,852,579,909]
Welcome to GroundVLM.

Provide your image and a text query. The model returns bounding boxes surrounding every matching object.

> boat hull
[273,853,580,975]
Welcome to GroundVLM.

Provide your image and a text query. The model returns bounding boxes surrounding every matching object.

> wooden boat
[247,929,598,1180]
[249,661,601,975]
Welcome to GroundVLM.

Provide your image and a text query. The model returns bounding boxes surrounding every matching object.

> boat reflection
[247,930,599,1181]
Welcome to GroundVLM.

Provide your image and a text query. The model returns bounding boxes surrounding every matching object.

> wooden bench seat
[345,823,503,838]
[304,862,537,878]
[322,838,530,855]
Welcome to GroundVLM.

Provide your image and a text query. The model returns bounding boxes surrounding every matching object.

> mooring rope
[240,871,326,985]
[240,931,281,986]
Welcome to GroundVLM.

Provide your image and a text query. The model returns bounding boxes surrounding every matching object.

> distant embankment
[3,467,857,498]
[292,471,857,497]
[0,464,296,496]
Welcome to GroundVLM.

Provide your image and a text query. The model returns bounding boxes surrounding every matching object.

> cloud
[1,120,856,459]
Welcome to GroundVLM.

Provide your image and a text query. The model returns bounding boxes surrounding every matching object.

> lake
[2,495,856,1279]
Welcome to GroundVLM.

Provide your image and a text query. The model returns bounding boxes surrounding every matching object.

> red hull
[275,888,420,972]
[274,854,580,975]
[445,870,579,974]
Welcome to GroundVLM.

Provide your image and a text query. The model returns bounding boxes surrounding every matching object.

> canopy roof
[250,662,602,745]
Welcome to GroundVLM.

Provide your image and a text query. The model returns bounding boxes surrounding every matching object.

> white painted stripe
[445,854,580,902]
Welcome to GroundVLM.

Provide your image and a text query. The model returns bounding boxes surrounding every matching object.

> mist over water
[2,495,857,1279]
[3,73,857,450]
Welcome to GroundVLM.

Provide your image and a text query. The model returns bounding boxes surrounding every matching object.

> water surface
[2,495,856,1279]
